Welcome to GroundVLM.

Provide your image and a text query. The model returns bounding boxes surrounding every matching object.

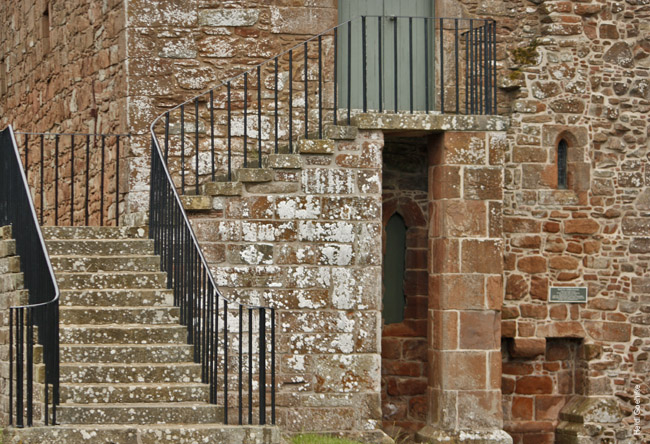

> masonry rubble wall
[451,0,650,440]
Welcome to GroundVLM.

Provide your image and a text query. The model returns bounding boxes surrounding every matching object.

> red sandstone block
[549,255,580,270]
[503,217,541,233]
[509,338,546,358]
[549,305,568,320]
[515,376,553,394]
[530,277,548,301]
[461,239,502,274]
[434,274,485,310]
[506,274,528,300]
[522,433,555,444]
[536,321,585,338]
[383,360,422,377]
[429,239,460,274]
[403,339,427,361]
[395,378,428,396]
[543,221,560,233]
[502,377,515,394]
[502,362,534,376]
[564,219,599,234]
[520,304,548,319]
[464,167,502,200]
[432,310,458,350]
[517,256,547,274]
[440,352,487,390]
[408,396,427,421]
[584,321,632,342]
[382,338,401,360]
[517,322,536,337]
[512,396,534,420]
[502,321,516,338]
[459,311,500,350]
[430,165,461,199]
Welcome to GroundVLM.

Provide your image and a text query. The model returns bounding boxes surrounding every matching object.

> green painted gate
[338,0,435,112]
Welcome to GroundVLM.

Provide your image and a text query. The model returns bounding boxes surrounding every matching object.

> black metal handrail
[151,15,496,192]
[0,126,60,427]
[149,132,276,424]
[14,132,129,227]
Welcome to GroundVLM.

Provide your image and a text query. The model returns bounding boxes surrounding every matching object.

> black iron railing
[151,15,497,192]
[14,132,129,227]
[149,134,276,425]
[0,126,60,427]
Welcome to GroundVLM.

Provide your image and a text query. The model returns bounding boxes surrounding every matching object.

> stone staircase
[4,226,281,444]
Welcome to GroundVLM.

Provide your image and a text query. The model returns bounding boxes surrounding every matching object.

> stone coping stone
[202,181,243,196]
[180,195,212,211]
[237,168,273,183]
[267,154,302,169]
[353,113,510,132]
[297,139,335,154]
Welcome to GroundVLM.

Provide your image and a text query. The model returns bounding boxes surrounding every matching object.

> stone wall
[0,0,128,226]
[452,0,650,439]
[124,0,338,221]
[188,128,386,440]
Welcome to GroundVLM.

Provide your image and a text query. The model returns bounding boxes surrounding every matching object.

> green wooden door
[338,0,435,113]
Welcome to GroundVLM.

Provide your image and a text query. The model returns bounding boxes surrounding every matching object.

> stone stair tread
[59,289,174,307]
[42,226,148,240]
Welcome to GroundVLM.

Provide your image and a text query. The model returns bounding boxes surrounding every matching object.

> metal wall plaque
[549,287,587,303]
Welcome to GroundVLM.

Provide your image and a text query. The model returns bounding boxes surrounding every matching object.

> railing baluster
[115,135,120,226]
[378,16,383,113]
[259,308,266,425]
[9,309,13,425]
[248,307,252,425]
[239,304,243,425]
[257,65,262,167]
[70,135,74,225]
[318,35,323,138]
[424,17,429,113]
[274,57,279,154]
[210,90,215,182]
[289,50,293,153]
[440,18,444,113]
[16,308,23,428]
[84,135,90,226]
[409,17,413,113]
[26,309,33,427]
[304,41,309,139]
[271,307,275,425]
[362,16,367,113]
[54,135,59,226]
[23,135,28,181]
[181,104,185,194]
[100,135,105,226]
[347,20,352,124]
[224,300,229,424]
[333,28,338,126]
[165,112,170,162]
[244,72,248,168]
[227,82,232,181]
[40,135,44,225]
[455,19,459,114]
[195,97,199,194]
[393,17,398,113]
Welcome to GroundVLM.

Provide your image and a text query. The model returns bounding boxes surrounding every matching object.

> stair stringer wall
[189,130,385,438]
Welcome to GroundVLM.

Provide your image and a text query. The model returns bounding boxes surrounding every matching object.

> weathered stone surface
[298,139,335,154]
[603,42,634,68]
[199,9,259,27]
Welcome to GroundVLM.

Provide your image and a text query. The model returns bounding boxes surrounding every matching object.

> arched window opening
[557,139,568,189]
[383,213,407,324]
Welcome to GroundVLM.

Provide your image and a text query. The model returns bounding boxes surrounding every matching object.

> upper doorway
[337,0,436,113]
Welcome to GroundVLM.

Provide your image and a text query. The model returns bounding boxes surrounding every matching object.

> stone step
[59,383,209,404]
[50,255,161,272]
[60,289,174,307]
[60,344,194,364]
[42,226,148,240]
[4,424,282,444]
[55,402,223,425]
[55,272,167,290]
[45,239,155,256]
[60,307,180,325]
[60,325,187,345]
[59,363,202,384]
